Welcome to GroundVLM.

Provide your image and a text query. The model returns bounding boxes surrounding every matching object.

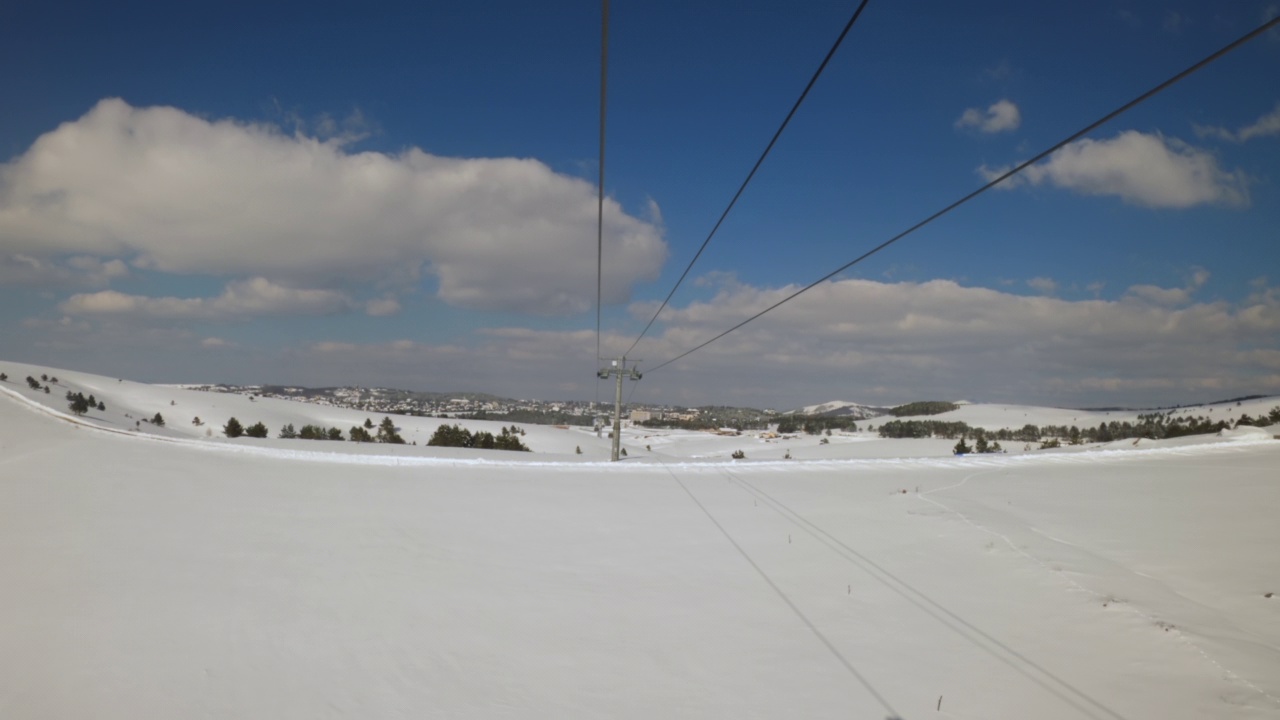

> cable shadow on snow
[720,468,1131,720]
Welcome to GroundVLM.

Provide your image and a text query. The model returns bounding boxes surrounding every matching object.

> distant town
[179,383,801,430]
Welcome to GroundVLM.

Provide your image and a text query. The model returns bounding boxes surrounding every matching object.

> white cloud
[60,277,351,320]
[290,274,1280,408]
[1125,284,1190,306]
[979,130,1248,208]
[23,271,1280,408]
[609,271,1280,404]
[1194,103,1280,143]
[1124,266,1211,307]
[1161,10,1189,34]
[0,254,129,287]
[200,337,233,348]
[364,297,402,317]
[0,99,667,314]
[1026,277,1058,295]
[955,99,1021,134]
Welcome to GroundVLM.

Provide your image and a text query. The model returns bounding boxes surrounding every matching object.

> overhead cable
[646,13,1280,374]
[595,0,610,406]
[623,0,875,359]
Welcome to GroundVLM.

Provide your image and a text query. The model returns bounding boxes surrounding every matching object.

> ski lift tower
[597,358,642,461]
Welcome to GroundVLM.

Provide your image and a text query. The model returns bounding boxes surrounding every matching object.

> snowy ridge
[4,361,1280,718]
[2,381,1270,472]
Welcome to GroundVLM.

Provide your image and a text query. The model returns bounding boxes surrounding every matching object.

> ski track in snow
[916,470,1280,711]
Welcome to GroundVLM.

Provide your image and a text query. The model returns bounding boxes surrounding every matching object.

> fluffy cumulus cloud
[279,274,1280,408]
[28,271,1279,408]
[1194,103,1280,143]
[1026,277,1058,295]
[981,130,1248,208]
[0,99,667,314]
[615,274,1279,406]
[955,99,1021,134]
[60,277,351,320]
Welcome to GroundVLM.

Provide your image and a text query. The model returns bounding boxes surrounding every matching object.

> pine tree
[953,438,971,455]
[223,417,243,438]
[279,424,297,439]
[69,396,89,416]
[0,373,7,382]
[97,401,106,411]
[152,412,165,427]
[245,422,269,438]
[377,416,405,444]
[975,436,988,454]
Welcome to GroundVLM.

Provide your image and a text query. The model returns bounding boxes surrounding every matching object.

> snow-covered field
[2,361,1278,719]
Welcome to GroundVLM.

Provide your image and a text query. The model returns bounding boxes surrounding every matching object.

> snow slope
[2,361,1279,719]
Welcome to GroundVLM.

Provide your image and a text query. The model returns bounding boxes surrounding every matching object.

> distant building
[630,410,661,423]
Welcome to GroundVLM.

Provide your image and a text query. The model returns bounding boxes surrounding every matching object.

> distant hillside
[789,400,888,420]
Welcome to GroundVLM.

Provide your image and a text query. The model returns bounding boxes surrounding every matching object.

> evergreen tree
[0,373,7,382]
[223,417,243,438]
[327,427,344,441]
[279,424,297,439]
[364,418,374,429]
[377,416,405,444]
[69,396,89,416]
[152,412,165,427]
[349,425,373,442]
[975,436,988,453]
[97,401,106,411]
[953,438,970,455]
[245,422,269,438]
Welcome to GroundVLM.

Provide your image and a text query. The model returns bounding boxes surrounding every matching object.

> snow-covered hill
[789,399,886,419]
[3,358,1280,718]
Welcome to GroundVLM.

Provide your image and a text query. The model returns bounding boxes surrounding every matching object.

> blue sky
[2,1,1278,409]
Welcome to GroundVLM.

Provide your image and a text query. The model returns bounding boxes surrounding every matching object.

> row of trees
[774,415,861,435]
[66,391,106,416]
[427,424,530,451]
[953,437,1004,455]
[889,401,959,417]
[884,406,1280,445]
[220,416,408,442]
